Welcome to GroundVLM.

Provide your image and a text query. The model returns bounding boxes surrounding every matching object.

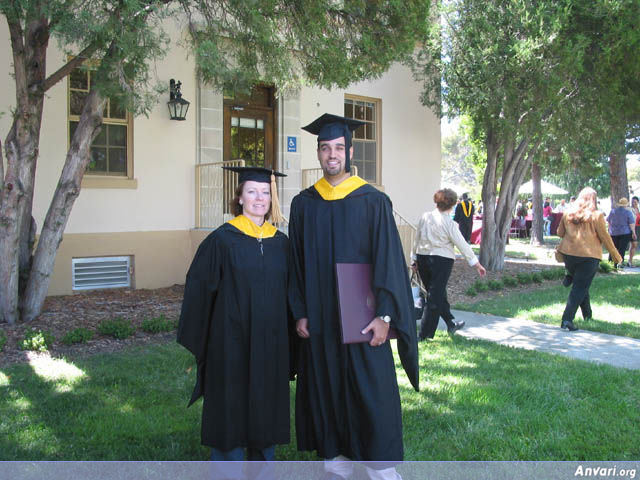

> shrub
[465,286,478,297]
[141,315,176,334]
[516,273,533,285]
[473,280,489,293]
[61,327,94,345]
[599,260,615,273]
[0,329,6,353]
[487,279,504,291]
[502,275,519,288]
[541,269,556,280]
[555,268,567,279]
[531,272,544,284]
[19,328,55,352]
[98,318,135,339]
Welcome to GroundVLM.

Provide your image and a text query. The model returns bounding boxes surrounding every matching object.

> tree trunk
[609,138,628,206]
[530,162,544,245]
[0,17,49,325]
[22,90,106,322]
[479,128,534,271]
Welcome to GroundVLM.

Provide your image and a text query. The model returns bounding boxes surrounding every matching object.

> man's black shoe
[562,275,573,287]
[561,320,578,331]
[447,320,465,334]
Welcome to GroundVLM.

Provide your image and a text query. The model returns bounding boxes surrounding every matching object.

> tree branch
[40,42,101,93]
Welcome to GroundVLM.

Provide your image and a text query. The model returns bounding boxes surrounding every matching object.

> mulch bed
[0,260,560,368]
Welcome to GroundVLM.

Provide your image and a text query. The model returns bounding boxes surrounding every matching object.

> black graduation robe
[288,180,420,461]
[454,200,474,242]
[177,222,290,450]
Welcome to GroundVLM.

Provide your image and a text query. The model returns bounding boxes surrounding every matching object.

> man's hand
[296,318,310,338]
[361,317,390,347]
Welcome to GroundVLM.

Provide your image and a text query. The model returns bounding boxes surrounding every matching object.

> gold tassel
[270,172,285,225]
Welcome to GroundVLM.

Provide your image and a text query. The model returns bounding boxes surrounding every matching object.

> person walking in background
[411,188,486,341]
[453,192,475,242]
[629,196,640,267]
[607,197,637,269]
[556,187,622,331]
[554,198,568,213]
[177,166,291,462]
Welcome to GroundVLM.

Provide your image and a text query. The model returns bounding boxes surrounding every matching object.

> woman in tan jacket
[556,187,622,331]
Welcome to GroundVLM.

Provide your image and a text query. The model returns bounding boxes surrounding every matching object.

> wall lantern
[167,79,190,121]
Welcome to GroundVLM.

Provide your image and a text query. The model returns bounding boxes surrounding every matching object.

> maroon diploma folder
[335,263,398,344]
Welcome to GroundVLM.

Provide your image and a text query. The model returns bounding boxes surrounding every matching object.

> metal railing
[195,159,245,228]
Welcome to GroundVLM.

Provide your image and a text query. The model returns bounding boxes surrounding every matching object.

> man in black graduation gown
[289,113,419,478]
[453,193,474,243]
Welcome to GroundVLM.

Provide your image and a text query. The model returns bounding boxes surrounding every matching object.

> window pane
[364,160,376,183]
[366,123,376,140]
[70,91,88,116]
[364,142,376,161]
[344,101,353,118]
[353,159,364,177]
[354,103,365,120]
[70,121,78,141]
[231,116,239,127]
[89,147,107,172]
[109,100,127,120]
[353,141,364,161]
[108,148,127,174]
[109,124,127,147]
[256,119,264,130]
[70,69,88,90]
[239,117,255,128]
[231,126,240,159]
[365,104,375,121]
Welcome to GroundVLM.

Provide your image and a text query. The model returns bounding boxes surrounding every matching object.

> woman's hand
[475,263,487,277]
[410,261,418,272]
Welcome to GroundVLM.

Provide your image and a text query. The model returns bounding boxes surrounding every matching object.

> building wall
[2,20,440,296]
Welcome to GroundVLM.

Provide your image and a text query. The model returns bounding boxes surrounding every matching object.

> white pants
[324,455,402,480]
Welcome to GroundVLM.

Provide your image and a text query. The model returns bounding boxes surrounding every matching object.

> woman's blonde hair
[565,187,597,224]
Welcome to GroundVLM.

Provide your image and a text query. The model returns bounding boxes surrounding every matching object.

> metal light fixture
[167,79,190,121]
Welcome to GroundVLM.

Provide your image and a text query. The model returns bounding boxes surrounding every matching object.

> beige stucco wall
[0,20,197,235]
[300,63,441,224]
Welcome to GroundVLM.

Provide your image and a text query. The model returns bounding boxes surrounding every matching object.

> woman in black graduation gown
[177,167,290,461]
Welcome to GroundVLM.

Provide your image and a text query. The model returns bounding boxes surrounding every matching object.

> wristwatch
[381,315,391,324]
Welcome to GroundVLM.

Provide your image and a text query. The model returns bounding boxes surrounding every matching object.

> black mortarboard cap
[301,113,365,173]
[222,166,287,224]
[221,166,286,184]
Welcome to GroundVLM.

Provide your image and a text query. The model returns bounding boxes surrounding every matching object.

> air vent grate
[72,256,131,291]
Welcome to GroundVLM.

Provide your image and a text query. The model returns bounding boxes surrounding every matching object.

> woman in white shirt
[411,188,486,340]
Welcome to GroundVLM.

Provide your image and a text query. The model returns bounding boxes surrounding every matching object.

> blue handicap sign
[287,136,297,152]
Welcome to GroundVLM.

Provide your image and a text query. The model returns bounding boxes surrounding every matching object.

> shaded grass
[454,274,640,339]
[1,339,639,461]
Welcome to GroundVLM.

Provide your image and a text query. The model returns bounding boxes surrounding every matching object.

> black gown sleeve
[176,233,222,406]
[288,195,308,321]
[370,194,420,392]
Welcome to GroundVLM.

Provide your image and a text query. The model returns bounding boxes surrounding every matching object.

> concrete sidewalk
[438,309,640,370]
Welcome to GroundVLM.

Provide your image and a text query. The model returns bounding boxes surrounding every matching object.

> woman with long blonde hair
[556,187,621,331]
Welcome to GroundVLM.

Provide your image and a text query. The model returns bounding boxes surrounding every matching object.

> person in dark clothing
[607,197,637,268]
[453,193,474,242]
[177,167,291,462]
[289,113,419,480]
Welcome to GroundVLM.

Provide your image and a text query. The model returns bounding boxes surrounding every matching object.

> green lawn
[454,273,640,339]
[1,337,639,461]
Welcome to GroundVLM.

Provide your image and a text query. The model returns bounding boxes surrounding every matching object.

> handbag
[554,246,564,263]
[410,271,426,319]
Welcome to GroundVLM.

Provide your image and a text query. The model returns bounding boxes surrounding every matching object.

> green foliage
[141,315,177,334]
[19,328,55,352]
[465,286,478,297]
[531,272,544,284]
[61,327,95,346]
[517,273,533,285]
[0,329,6,352]
[502,275,519,287]
[98,318,135,340]
[487,279,504,291]
[473,280,490,293]
[599,260,615,273]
